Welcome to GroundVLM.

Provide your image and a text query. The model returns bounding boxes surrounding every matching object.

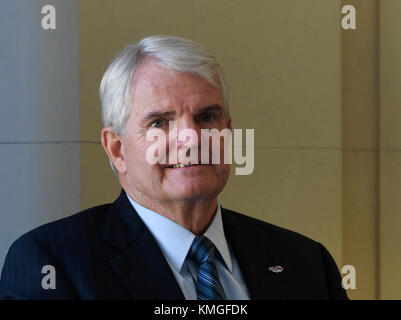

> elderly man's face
[120,61,231,205]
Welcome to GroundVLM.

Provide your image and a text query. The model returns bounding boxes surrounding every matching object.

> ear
[101,127,127,174]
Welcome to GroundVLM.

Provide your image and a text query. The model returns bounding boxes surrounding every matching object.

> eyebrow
[140,104,225,126]
[198,104,225,116]
[140,110,177,126]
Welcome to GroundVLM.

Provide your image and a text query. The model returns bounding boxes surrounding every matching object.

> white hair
[99,35,229,136]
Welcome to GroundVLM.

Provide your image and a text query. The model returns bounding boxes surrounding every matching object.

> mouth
[165,163,203,169]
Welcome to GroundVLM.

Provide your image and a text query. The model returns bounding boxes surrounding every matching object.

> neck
[125,189,218,235]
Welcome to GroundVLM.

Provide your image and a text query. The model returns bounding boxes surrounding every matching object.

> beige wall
[79,0,401,299]
[341,0,401,300]
[379,0,401,300]
[341,0,379,300]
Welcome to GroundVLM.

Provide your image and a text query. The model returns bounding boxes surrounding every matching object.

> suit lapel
[221,208,301,300]
[102,192,303,299]
[103,190,185,300]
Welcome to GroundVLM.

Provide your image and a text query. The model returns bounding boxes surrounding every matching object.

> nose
[169,115,201,163]
[175,115,201,148]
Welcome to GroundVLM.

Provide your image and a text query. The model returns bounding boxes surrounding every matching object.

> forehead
[130,60,222,112]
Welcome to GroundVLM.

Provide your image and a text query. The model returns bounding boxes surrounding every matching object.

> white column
[0,0,80,271]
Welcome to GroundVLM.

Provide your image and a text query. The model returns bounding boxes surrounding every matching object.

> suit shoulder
[222,208,347,299]
[222,207,320,249]
[11,203,112,250]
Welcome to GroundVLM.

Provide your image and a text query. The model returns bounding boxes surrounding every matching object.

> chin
[167,184,220,201]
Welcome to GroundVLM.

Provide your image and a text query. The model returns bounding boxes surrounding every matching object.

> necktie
[189,235,227,300]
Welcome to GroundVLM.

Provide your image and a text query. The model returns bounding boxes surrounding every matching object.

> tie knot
[189,236,215,266]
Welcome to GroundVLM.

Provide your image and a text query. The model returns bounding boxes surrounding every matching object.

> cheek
[123,137,149,167]
[218,164,230,178]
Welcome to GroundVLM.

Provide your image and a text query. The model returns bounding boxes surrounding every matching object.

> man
[0,35,348,300]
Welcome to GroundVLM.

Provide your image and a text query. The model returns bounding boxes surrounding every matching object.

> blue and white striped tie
[189,236,227,300]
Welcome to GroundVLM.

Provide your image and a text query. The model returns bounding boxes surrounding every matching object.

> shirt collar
[203,204,232,272]
[127,195,232,273]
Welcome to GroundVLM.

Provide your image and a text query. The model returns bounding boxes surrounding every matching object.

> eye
[151,119,165,128]
[200,113,215,123]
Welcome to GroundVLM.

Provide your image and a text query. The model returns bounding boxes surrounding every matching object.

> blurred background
[1,0,400,300]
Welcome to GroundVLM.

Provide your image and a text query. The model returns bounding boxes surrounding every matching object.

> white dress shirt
[127,195,250,300]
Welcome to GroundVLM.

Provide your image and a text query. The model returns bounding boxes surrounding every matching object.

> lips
[166,163,201,168]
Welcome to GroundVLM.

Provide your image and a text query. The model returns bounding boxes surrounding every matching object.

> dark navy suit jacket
[0,190,348,299]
